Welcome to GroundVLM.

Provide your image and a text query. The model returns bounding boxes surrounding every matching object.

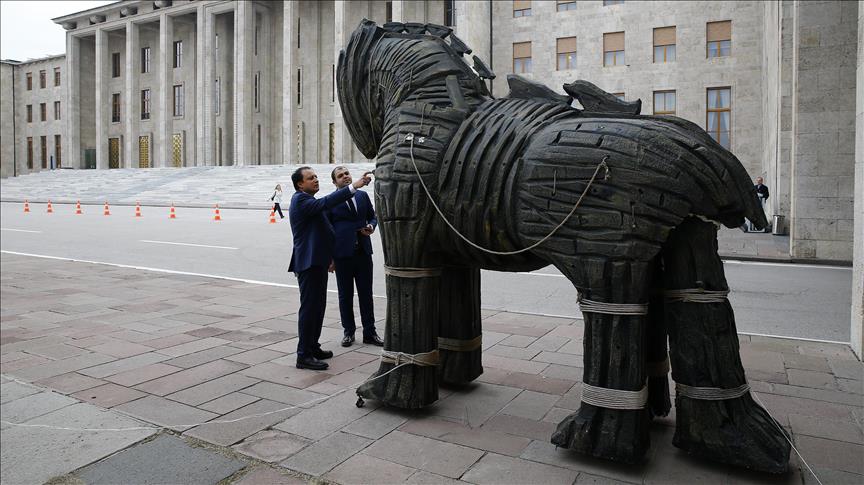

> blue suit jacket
[288,186,355,273]
[328,190,377,259]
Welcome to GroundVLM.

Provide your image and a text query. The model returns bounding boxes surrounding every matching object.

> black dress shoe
[296,356,329,370]
[313,349,333,360]
[363,334,384,346]
[341,335,355,347]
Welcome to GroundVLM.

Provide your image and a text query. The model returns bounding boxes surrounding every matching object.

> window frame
[556,37,577,71]
[26,104,32,123]
[40,135,47,168]
[54,67,61,86]
[40,103,47,122]
[111,52,121,78]
[26,72,32,90]
[172,84,185,117]
[653,90,676,115]
[512,41,532,74]
[141,88,151,120]
[557,0,577,12]
[26,137,33,169]
[111,93,121,123]
[513,0,532,17]
[54,101,61,120]
[706,87,732,149]
[653,26,676,64]
[39,70,46,89]
[603,32,625,67]
[173,40,183,68]
[141,47,151,73]
[706,21,732,58]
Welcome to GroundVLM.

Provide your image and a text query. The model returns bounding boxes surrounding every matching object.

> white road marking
[0,228,42,233]
[1,250,851,346]
[140,240,237,250]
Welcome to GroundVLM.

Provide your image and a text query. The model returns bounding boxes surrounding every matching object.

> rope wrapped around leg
[437,335,482,352]
[664,288,729,304]
[384,266,443,278]
[380,349,440,367]
[675,382,750,400]
[577,296,649,316]
[581,382,649,410]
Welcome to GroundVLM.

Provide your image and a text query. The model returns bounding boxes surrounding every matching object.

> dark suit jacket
[328,190,377,259]
[755,184,769,200]
[288,186,355,273]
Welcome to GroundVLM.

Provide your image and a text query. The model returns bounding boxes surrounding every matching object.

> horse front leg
[437,266,483,385]
[551,257,653,464]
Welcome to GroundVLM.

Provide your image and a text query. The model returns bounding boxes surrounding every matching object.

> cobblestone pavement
[1,252,861,484]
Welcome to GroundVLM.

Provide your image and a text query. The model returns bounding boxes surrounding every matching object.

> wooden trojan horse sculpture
[337,19,790,473]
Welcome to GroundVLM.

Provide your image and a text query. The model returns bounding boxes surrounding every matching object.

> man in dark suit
[328,166,383,348]
[288,166,371,370]
[748,176,770,232]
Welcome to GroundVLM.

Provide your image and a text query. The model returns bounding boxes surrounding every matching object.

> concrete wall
[1,62,15,178]
[851,0,863,357]
[787,0,858,261]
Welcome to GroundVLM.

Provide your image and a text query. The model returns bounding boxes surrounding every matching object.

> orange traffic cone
[169,204,176,219]
[135,202,142,217]
[213,204,222,221]
[46,200,53,214]
[75,200,83,215]
[103,202,111,216]
[23,200,30,213]
[269,209,276,224]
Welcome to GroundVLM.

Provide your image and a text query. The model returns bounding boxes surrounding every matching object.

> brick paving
[2,251,862,484]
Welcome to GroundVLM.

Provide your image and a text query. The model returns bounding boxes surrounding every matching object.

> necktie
[347,197,357,217]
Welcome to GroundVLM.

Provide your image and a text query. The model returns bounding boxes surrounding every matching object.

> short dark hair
[330,165,347,183]
[292,166,311,191]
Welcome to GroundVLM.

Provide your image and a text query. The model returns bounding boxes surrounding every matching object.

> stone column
[333,1,348,164]
[66,35,81,169]
[233,1,252,165]
[195,5,206,166]
[158,12,173,168]
[203,10,216,166]
[851,0,863,359]
[95,28,108,169]
[124,21,139,169]
[282,0,297,164]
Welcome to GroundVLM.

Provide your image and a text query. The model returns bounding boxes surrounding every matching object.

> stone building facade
[0,56,66,178]
[0,0,860,264]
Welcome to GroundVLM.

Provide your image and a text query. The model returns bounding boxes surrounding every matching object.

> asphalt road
[1,201,853,342]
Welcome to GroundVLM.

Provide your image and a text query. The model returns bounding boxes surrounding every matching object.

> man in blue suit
[288,166,371,370]
[328,166,383,348]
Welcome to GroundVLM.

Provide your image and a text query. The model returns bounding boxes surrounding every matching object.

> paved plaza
[1,252,861,484]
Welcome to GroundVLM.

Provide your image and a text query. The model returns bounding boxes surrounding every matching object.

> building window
[54,101,61,120]
[331,64,336,103]
[112,93,121,122]
[40,103,47,122]
[173,84,184,117]
[55,135,62,167]
[40,136,47,168]
[444,0,456,26]
[26,137,33,169]
[54,67,61,86]
[653,26,676,63]
[604,0,624,5]
[296,68,302,107]
[513,0,531,17]
[254,72,260,112]
[513,42,532,73]
[39,70,46,88]
[254,13,260,56]
[26,72,32,90]
[26,105,32,123]
[256,125,261,164]
[603,32,625,66]
[173,40,183,68]
[613,92,625,101]
[707,20,731,58]
[556,37,577,70]
[653,90,676,115]
[386,1,392,23]
[141,89,151,120]
[141,47,150,73]
[112,52,121,78]
[707,87,731,149]
[328,123,335,164]
[214,78,220,115]
[557,0,577,11]
[296,17,301,48]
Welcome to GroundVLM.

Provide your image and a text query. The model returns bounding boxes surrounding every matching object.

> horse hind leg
[551,257,652,464]
[437,266,483,385]
[646,255,672,418]
[662,217,790,473]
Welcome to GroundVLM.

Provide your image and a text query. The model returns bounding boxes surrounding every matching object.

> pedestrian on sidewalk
[271,184,285,219]
[746,176,770,232]
[288,166,372,371]
[327,166,383,348]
